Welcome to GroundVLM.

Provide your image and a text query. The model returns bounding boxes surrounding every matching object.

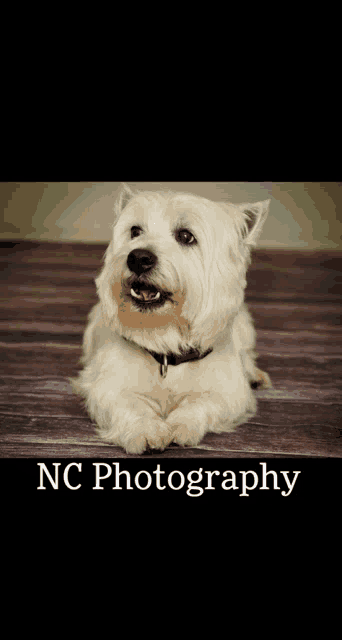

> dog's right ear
[115,183,136,217]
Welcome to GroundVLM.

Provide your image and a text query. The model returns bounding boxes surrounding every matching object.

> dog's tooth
[131,288,143,299]
[154,291,160,300]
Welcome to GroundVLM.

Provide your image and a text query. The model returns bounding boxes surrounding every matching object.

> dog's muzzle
[126,249,168,304]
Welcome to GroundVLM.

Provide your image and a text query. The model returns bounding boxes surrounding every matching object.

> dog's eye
[175,228,196,245]
[131,226,143,239]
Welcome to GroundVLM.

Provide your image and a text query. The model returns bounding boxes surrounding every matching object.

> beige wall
[1,181,341,249]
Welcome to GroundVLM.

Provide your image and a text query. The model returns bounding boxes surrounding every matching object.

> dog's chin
[112,277,189,347]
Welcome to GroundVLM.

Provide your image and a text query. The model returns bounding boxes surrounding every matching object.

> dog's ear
[115,183,136,217]
[236,200,270,246]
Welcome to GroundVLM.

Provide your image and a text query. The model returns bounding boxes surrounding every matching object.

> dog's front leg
[166,380,256,447]
[94,389,173,454]
[166,392,223,447]
[72,372,173,454]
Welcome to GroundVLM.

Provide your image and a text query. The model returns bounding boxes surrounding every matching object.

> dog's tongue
[131,285,160,302]
[140,288,160,301]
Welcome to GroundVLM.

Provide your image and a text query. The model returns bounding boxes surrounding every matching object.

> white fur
[71,185,271,454]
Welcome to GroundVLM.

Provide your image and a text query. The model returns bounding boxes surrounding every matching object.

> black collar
[122,337,213,378]
[148,346,213,378]
[148,347,212,367]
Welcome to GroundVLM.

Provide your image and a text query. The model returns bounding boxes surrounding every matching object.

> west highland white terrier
[71,184,272,454]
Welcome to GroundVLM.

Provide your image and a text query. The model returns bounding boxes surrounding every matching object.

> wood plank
[0,241,106,265]
[0,322,85,335]
[249,302,342,331]
[0,398,341,457]
[0,343,82,377]
[0,442,300,458]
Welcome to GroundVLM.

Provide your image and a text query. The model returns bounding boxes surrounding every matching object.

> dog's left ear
[236,199,270,246]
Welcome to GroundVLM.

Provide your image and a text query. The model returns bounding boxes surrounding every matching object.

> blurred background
[1,181,341,249]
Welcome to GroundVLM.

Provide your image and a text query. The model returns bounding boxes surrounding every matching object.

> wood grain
[0,241,341,458]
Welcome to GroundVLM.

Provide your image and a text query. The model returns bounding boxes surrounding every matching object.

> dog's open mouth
[131,282,160,302]
[129,282,171,307]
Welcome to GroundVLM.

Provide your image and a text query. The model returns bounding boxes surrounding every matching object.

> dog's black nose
[127,249,157,276]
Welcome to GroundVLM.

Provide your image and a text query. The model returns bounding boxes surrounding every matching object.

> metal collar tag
[160,354,168,379]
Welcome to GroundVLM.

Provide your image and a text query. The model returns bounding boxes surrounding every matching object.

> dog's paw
[250,367,272,389]
[124,419,173,454]
[171,423,203,447]
[167,396,216,447]
[165,415,204,447]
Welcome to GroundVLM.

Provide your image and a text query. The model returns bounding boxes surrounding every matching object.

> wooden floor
[0,241,341,458]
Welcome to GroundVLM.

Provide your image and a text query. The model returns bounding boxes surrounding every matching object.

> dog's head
[96,184,270,354]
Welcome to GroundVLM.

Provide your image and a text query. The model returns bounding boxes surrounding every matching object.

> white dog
[71,184,272,454]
